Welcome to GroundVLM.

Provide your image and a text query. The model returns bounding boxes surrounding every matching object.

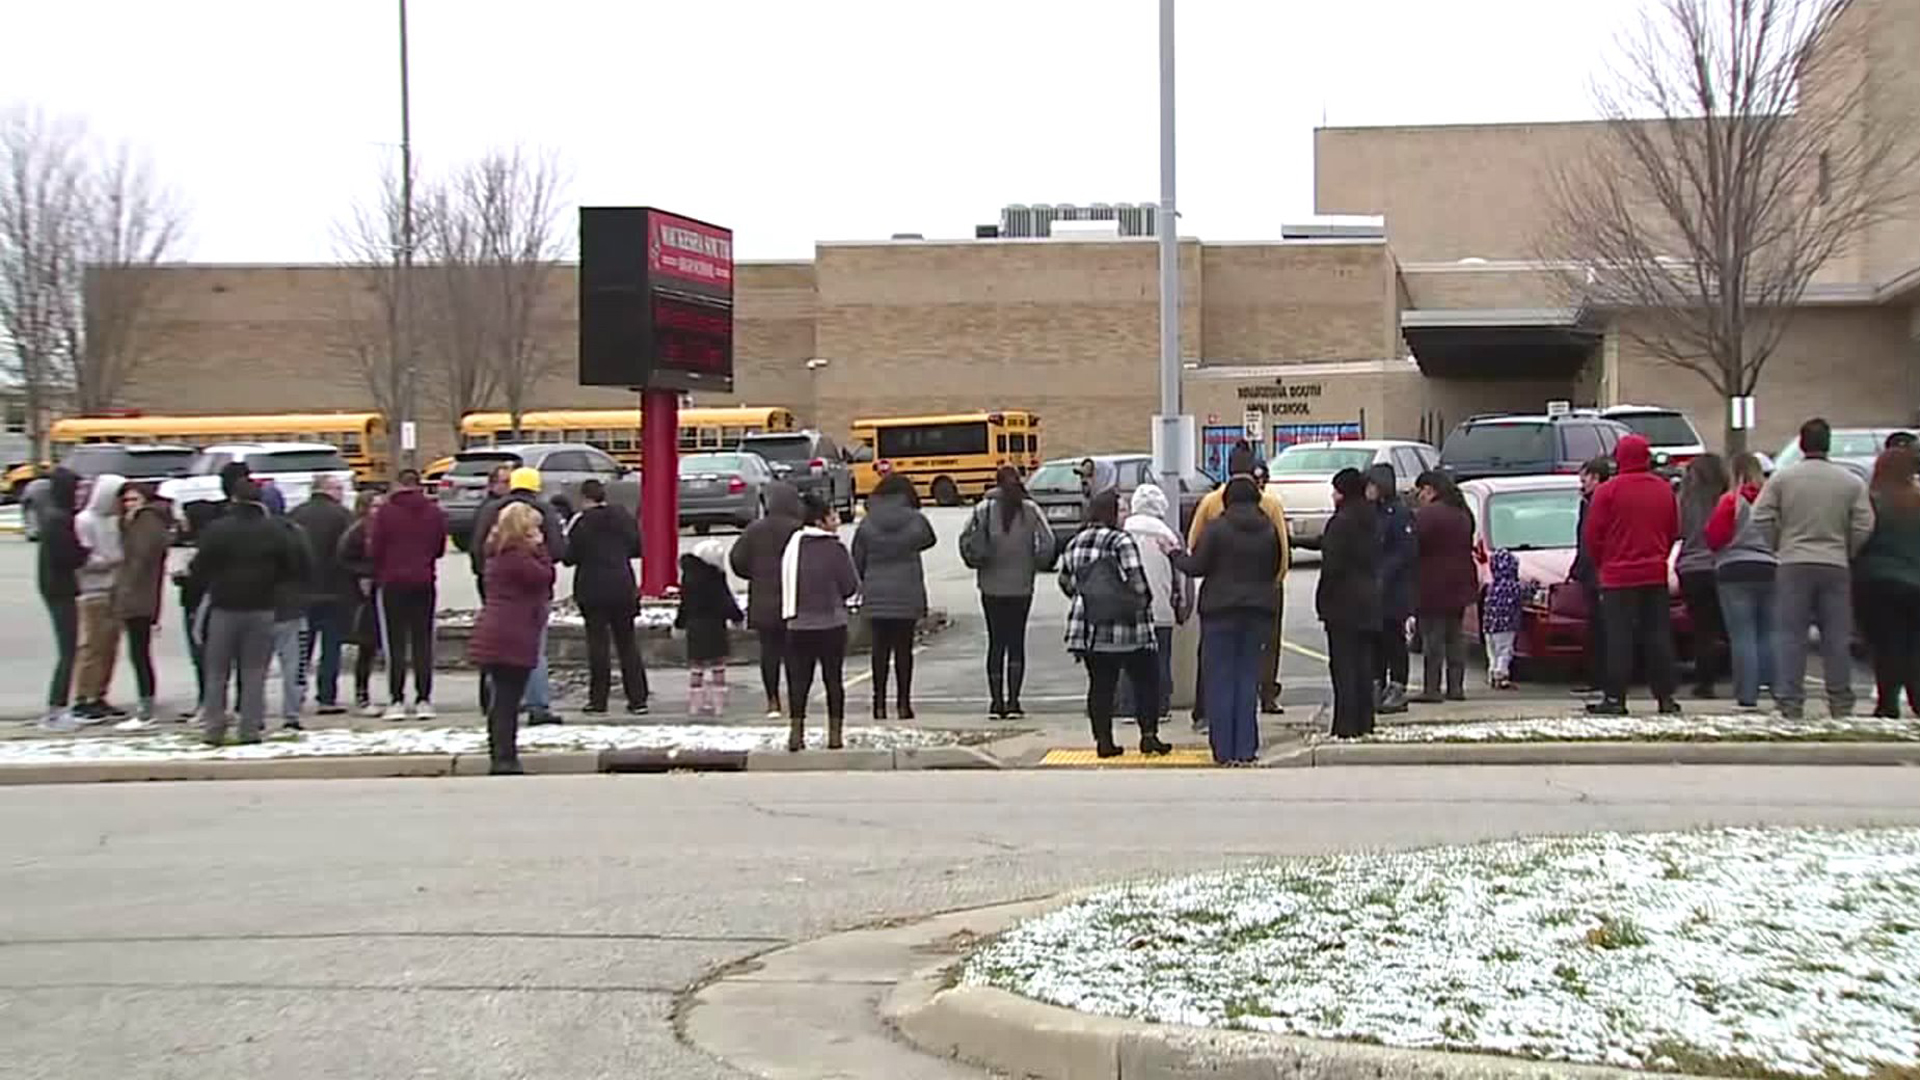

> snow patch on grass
[0,724,958,763]
[966,827,1920,1078]
[1344,713,1919,744]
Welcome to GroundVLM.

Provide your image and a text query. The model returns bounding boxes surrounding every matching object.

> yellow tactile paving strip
[1039,747,1218,768]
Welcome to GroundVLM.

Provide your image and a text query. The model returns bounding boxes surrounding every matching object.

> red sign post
[579,207,735,595]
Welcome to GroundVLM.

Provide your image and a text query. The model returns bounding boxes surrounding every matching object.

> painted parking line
[1283,641,1330,664]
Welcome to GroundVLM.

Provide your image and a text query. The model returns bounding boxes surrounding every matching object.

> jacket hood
[1615,433,1653,473]
[1222,500,1272,533]
[1130,483,1170,522]
[692,537,727,569]
[681,551,725,582]
[47,468,79,511]
[764,481,802,521]
[388,487,435,512]
[1367,463,1398,502]
[862,492,919,534]
[84,473,126,517]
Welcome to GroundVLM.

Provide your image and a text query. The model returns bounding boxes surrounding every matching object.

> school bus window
[722,425,745,444]
[996,434,1008,453]
[677,428,697,450]
[877,422,989,460]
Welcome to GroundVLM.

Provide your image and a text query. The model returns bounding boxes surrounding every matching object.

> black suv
[1439,414,1632,481]
[22,444,196,541]
[736,430,855,517]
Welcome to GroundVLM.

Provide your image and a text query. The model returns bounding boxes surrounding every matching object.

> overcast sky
[2,0,1642,262]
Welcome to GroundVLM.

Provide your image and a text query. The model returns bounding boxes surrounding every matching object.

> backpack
[1076,549,1139,625]
[959,502,994,570]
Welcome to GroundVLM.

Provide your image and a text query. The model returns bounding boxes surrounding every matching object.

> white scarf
[780,526,837,621]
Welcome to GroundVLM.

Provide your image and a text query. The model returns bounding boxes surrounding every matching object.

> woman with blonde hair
[467,502,555,774]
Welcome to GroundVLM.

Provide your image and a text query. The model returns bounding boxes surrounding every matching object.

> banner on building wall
[1271,422,1362,456]
[1201,425,1246,479]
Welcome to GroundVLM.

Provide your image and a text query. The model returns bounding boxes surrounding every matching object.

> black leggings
[1680,570,1725,689]
[786,627,848,720]
[981,594,1033,708]
[46,597,77,710]
[354,644,378,705]
[757,626,787,705]
[124,617,157,701]
[1858,579,1920,714]
[483,663,529,768]
[870,618,916,706]
[378,585,435,704]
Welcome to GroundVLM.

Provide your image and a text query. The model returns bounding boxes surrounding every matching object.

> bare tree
[416,184,498,441]
[1543,0,1913,453]
[0,109,89,463]
[66,144,186,413]
[448,148,567,438]
[331,162,421,469]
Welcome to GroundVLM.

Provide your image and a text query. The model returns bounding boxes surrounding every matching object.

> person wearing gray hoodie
[71,474,128,721]
[960,466,1052,719]
[852,473,936,719]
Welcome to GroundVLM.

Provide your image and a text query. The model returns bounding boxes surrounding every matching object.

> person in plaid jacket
[1058,490,1172,759]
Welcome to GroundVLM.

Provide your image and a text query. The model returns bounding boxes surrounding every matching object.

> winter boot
[1378,683,1409,714]
[826,713,844,751]
[787,715,806,753]
[1091,716,1122,758]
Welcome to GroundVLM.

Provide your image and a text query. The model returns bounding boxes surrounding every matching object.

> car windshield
[682,454,745,474]
[1027,462,1083,493]
[1775,430,1892,469]
[1271,447,1375,474]
[739,436,811,464]
[246,450,349,473]
[119,450,196,478]
[1445,424,1553,463]
[1485,490,1581,551]
[451,454,517,477]
[1611,412,1699,446]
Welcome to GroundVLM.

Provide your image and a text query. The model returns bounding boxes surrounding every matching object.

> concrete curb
[1308,739,1920,767]
[0,743,1007,785]
[897,981,1689,1080]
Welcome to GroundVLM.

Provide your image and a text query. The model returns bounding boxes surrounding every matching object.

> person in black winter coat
[1569,455,1616,693]
[562,479,648,714]
[1173,477,1282,765]
[188,481,302,745]
[729,481,803,717]
[1369,462,1417,714]
[1319,468,1382,739]
[289,476,355,715]
[676,540,744,716]
[37,468,84,728]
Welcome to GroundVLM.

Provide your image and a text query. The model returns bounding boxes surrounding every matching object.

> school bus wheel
[930,476,961,507]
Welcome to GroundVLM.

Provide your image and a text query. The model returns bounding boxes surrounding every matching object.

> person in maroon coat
[1412,470,1478,703]
[466,503,555,775]
[366,469,449,720]
[1582,433,1683,716]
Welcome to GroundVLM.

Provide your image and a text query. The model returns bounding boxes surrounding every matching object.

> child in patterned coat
[1481,548,1536,690]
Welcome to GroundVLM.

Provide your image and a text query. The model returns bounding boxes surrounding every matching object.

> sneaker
[316,704,348,716]
[1656,699,1683,716]
[282,720,304,732]
[413,702,436,721]
[766,709,784,720]
[99,702,129,719]
[626,701,650,716]
[176,708,201,725]
[582,704,609,716]
[1408,691,1445,705]
[382,702,410,722]
[1005,704,1027,720]
[38,711,79,733]
[526,709,563,727]
[1585,698,1629,716]
[359,702,383,719]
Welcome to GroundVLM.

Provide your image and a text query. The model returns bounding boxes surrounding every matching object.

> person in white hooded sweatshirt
[1122,483,1187,719]
[71,474,128,722]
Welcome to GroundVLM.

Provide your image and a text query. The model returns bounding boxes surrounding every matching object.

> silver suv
[737,430,855,516]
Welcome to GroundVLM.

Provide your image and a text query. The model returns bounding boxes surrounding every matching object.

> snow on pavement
[1343,712,1920,744]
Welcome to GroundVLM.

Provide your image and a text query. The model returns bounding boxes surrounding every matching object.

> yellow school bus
[849,411,1042,505]
[458,406,798,469]
[36,412,391,486]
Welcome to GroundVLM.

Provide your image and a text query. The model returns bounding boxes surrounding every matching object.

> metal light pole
[396,0,418,470]
[1154,0,1184,497]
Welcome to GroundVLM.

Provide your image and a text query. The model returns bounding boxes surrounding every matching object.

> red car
[1458,475,1692,667]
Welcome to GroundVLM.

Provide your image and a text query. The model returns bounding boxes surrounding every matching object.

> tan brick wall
[1200,242,1398,360]
[808,239,1204,461]
[1613,305,1918,453]
[1399,264,1565,310]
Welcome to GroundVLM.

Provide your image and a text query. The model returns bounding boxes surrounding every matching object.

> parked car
[1440,413,1632,481]
[22,444,197,541]
[1027,454,1215,553]
[1772,427,1908,480]
[436,443,638,551]
[1264,439,1438,549]
[678,451,775,534]
[1456,474,1691,670]
[1586,405,1707,469]
[736,430,855,517]
[160,443,358,539]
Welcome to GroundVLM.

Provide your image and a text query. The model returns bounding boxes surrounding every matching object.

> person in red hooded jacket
[366,469,449,720]
[1581,433,1682,716]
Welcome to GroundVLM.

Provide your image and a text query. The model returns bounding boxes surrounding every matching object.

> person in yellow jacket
[1186,443,1291,716]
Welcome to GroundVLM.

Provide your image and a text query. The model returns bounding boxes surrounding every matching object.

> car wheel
[931,476,961,507]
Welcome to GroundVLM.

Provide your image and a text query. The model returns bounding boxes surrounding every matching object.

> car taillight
[727,476,746,494]
[808,458,826,474]
[437,478,454,493]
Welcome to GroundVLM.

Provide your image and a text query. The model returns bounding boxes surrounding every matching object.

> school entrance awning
[1401,308,1601,379]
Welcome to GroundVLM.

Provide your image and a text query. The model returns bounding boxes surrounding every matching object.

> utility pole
[396,0,418,470]
[1154,0,1185,497]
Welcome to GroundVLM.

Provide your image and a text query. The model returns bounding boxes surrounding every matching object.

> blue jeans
[1202,611,1267,763]
[272,616,306,721]
[524,610,551,711]
[1717,577,1776,707]
[302,603,348,707]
